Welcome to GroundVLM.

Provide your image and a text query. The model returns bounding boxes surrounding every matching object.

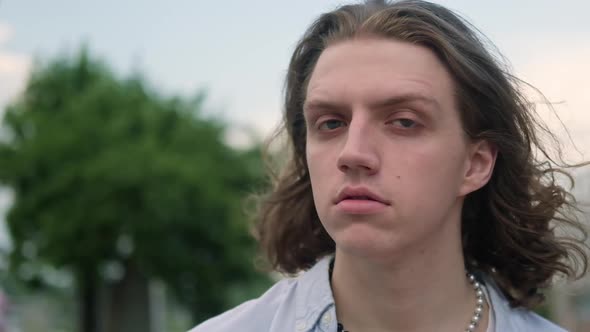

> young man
[191,1,588,331]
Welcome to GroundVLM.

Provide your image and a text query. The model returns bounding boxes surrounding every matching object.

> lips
[334,187,390,205]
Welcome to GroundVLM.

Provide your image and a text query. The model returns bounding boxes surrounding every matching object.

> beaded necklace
[329,261,487,332]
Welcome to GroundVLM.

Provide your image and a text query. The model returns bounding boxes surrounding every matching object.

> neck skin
[331,209,489,332]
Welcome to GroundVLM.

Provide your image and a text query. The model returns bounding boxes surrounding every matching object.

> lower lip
[336,199,388,214]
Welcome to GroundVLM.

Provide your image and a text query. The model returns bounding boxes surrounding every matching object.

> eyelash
[317,119,346,131]
[388,118,418,128]
[315,116,419,132]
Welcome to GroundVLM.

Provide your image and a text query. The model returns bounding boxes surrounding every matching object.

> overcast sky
[2,0,589,151]
[0,1,589,245]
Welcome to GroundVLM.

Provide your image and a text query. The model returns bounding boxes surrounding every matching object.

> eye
[318,119,346,131]
[390,118,417,128]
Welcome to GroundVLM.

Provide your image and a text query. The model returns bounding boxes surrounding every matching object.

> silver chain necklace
[334,270,487,332]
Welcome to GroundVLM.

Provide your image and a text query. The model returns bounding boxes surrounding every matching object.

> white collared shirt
[190,255,566,332]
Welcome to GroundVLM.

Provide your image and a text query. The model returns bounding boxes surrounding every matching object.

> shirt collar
[294,257,532,332]
[482,273,523,330]
[295,255,336,332]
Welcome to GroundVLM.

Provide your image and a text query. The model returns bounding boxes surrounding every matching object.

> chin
[334,229,403,260]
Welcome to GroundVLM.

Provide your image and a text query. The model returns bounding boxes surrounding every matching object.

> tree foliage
[0,48,270,323]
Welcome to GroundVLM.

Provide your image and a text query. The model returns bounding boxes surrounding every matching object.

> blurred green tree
[0,48,270,332]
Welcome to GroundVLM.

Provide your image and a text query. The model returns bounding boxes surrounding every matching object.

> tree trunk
[104,260,152,332]
[78,268,98,332]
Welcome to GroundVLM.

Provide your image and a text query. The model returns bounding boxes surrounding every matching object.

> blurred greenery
[0,47,272,331]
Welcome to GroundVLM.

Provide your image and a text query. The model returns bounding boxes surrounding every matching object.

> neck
[330,221,488,332]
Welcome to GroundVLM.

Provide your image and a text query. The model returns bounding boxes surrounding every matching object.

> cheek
[306,143,336,177]
[306,147,329,199]
[306,144,342,221]
[396,143,468,199]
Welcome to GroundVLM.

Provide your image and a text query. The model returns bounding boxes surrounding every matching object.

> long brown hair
[253,0,589,309]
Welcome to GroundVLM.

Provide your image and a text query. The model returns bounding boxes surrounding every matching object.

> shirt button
[296,320,307,331]
[322,312,333,324]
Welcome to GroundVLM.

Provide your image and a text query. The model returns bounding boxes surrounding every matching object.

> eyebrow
[369,93,440,110]
[303,93,440,113]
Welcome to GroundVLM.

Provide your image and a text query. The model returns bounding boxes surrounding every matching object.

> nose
[337,118,379,175]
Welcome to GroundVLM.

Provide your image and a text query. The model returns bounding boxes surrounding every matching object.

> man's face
[304,38,481,260]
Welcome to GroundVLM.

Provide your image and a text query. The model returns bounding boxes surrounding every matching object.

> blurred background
[0,1,589,331]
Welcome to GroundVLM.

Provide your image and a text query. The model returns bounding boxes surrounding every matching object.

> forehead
[305,38,455,110]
